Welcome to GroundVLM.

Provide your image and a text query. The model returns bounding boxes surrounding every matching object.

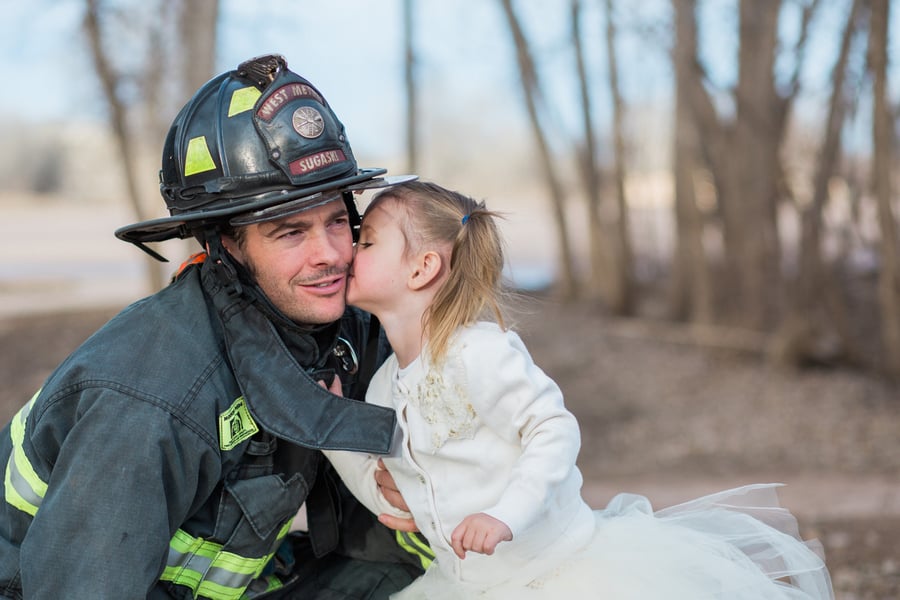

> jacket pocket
[217,473,309,553]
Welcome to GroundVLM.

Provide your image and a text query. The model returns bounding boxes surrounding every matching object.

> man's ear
[408,250,444,291]
[218,235,243,263]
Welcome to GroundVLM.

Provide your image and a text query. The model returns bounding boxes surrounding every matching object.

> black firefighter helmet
[116,54,412,260]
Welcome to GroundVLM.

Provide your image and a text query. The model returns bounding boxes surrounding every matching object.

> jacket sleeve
[322,448,411,520]
[323,351,409,521]
[18,389,218,598]
[457,328,582,537]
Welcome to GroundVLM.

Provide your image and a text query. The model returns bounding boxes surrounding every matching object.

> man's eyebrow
[261,206,349,237]
[262,218,310,238]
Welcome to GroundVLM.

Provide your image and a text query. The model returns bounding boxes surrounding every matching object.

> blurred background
[2,1,900,596]
[2,0,900,374]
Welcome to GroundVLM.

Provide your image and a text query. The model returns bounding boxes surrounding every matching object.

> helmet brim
[116,168,408,244]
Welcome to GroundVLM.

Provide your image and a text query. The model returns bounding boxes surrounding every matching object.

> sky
[0,1,897,167]
[0,0,898,309]
[0,0,675,159]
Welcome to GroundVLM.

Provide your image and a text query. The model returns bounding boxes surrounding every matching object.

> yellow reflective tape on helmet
[184,136,217,177]
[161,519,292,599]
[228,86,262,117]
[395,530,434,570]
[4,392,48,516]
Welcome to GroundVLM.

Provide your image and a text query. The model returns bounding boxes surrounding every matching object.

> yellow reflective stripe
[4,392,48,516]
[161,519,293,599]
[395,530,434,569]
[184,136,217,177]
[228,86,262,117]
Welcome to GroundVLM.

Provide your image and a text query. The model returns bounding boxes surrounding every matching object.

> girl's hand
[450,513,512,559]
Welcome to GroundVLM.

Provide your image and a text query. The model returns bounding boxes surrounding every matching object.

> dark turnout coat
[0,259,407,599]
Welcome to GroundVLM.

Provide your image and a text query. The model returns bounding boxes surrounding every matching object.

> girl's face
[347,201,413,316]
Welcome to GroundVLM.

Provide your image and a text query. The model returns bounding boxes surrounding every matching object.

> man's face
[222,199,354,325]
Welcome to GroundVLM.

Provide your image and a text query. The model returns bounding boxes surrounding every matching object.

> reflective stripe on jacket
[160,520,292,600]
[4,394,44,517]
[0,260,396,599]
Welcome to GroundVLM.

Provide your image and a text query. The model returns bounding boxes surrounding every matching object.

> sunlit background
[1,0,899,352]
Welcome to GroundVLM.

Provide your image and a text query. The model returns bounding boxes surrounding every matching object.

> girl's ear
[408,250,444,291]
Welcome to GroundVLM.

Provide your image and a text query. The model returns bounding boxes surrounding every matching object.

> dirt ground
[1,298,898,599]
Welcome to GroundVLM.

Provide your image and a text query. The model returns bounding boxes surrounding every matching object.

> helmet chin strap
[131,241,170,262]
[205,231,243,298]
[342,190,363,242]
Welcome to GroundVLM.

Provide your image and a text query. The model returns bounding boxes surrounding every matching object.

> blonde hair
[366,181,507,364]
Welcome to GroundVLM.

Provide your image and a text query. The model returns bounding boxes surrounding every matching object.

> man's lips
[299,275,345,294]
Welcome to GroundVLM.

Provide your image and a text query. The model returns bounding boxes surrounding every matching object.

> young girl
[323,181,834,599]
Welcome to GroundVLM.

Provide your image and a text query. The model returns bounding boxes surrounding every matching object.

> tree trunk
[403,0,419,174]
[499,0,578,298]
[770,0,864,368]
[84,0,219,292]
[83,0,165,292]
[725,0,783,328]
[669,0,713,324]
[870,0,900,376]
[571,0,614,304]
[603,0,635,315]
[179,0,218,89]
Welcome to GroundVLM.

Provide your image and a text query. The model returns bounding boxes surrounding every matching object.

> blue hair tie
[461,214,470,225]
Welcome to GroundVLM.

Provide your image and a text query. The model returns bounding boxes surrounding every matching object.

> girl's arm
[322,449,411,520]
[458,327,583,538]
[318,375,411,521]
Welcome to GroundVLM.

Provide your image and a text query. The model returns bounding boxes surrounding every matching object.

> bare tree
[669,0,713,323]
[602,0,635,314]
[179,0,219,94]
[83,0,165,291]
[725,0,784,328]
[499,0,578,299]
[682,0,819,329]
[771,0,866,368]
[83,0,219,292]
[571,0,615,304]
[869,0,900,376]
[403,0,419,174]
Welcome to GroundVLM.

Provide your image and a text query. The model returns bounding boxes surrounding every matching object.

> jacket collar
[200,259,395,453]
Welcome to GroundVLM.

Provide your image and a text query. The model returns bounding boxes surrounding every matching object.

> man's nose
[308,227,345,265]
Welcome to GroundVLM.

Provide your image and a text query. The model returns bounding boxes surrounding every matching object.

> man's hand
[317,381,419,532]
[374,459,419,532]
[450,513,512,559]
[319,376,343,396]
[374,459,409,511]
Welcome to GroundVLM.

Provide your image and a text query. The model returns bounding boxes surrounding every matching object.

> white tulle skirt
[392,484,834,600]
